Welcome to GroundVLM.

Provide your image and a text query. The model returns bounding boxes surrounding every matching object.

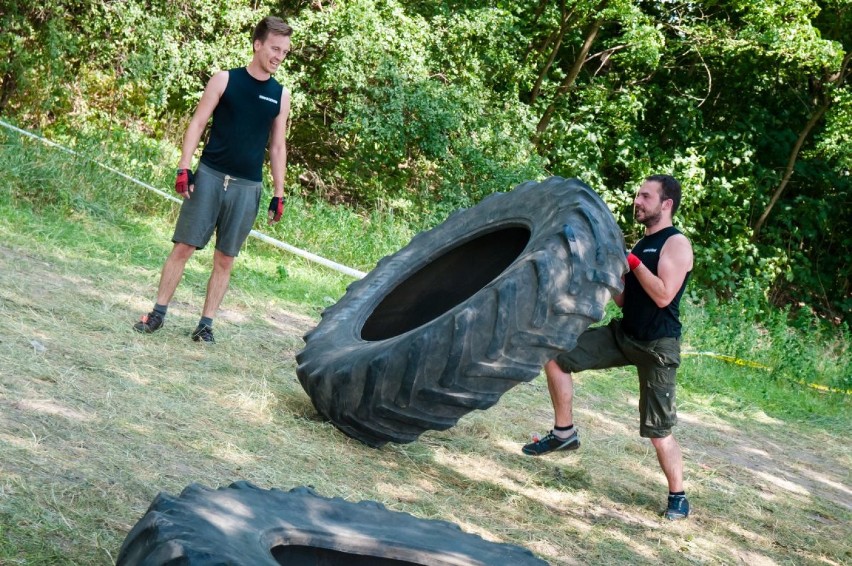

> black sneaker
[664,495,690,520]
[134,310,164,333]
[191,324,215,343]
[522,429,580,456]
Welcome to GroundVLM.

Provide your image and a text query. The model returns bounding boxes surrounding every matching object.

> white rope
[0,118,366,279]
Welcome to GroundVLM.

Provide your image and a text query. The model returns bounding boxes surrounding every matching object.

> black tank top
[200,67,284,181]
[621,226,691,341]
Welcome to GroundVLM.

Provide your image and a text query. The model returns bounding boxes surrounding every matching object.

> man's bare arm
[268,89,291,198]
[631,234,693,308]
[177,71,229,170]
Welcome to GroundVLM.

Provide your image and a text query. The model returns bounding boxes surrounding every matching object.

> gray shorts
[172,163,262,257]
[555,319,681,438]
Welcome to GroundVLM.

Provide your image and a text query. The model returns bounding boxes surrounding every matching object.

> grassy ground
[1,136,850,565]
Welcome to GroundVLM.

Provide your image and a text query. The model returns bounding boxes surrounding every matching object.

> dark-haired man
[523,175,694,521]
[134,16,292,343]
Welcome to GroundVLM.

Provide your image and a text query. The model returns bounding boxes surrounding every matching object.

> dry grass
[1,215,850,565]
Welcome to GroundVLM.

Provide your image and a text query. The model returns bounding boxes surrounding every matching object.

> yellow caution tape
[792,381,852,395]
[682,350,852,395]
[683,351,771,370]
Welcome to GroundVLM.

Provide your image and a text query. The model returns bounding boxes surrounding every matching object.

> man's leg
[135,243,196,333]
[545,359,575,428]
[522,360,580,455]
[190,250,234,343]
[201,249,235,319]
[632,335,689,518]
[156,243,196,306]
[652,433,690,519]
[650,434,684,493]
[523,322,628,456]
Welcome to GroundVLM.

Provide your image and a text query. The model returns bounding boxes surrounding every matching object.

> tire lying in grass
[296,176,626,447]
[116,481,548,565]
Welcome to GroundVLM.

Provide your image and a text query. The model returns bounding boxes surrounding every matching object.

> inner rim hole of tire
[272,545,420,565]
[361,226,531,341]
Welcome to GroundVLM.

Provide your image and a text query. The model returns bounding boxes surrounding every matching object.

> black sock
[669,491,686,497]
[553,424,574,438]
[153,303,168,316]
[199,316,213,328]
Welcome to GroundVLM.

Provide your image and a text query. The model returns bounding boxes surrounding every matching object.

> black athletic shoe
[133,310,164,333]
[664,495,690,520]
[191,324,215,343]
[522,429,580,456]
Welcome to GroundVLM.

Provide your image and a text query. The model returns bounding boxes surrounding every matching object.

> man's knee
[170,242,196,261]
[544,359,574,386]
[212,250,236,271]
[648,431,673,445]
[552,352,579,374]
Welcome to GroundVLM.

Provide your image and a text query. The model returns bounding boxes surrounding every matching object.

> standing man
[522,174,694,521]
[134,16,292,343]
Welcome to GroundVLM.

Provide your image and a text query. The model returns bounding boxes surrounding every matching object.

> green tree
[287,0,544,222]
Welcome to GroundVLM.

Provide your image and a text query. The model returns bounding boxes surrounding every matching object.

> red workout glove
[626,252,642,271]
[268,196,284,223]
[175,168,194,195]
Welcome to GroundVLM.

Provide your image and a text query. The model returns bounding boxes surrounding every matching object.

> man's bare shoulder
[663,232,694,269]
[669,232,692,248]
[206,70,230,93]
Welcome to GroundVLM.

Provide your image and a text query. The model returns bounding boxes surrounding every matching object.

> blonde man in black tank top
[133,17,292,343]
[523,175,695,521]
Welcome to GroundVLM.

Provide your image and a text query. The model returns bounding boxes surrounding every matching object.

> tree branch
[535,16,604,140]
[530,3,575,104]
[752,51,852,240]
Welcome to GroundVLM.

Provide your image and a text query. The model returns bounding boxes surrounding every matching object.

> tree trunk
[535,17,604,140]
[521,0,558,66]
[530,3,576,105]
[0,51,17,115]
[752,52,852,240]
[0,71,15,116]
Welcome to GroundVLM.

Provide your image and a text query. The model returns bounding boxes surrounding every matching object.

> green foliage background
[1,0,850,321]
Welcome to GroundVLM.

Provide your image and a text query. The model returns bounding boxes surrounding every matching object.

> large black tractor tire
[116,481,548,565]
[296,177,626,448]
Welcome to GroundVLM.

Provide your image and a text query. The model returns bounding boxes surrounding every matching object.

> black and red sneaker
[522,429,580,456]
[133,311,164,333]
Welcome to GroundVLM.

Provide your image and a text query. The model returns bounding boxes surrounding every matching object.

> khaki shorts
[172,163,262,257]
[555,319,681,438]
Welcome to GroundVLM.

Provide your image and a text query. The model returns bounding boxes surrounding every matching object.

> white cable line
[0,118,366,279]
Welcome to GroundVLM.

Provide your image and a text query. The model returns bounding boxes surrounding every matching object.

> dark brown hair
[646,174,682,217]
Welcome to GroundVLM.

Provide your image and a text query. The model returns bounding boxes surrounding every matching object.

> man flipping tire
[523,174,694,521]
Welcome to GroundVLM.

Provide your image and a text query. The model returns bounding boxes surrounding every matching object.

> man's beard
[635,208,661,227]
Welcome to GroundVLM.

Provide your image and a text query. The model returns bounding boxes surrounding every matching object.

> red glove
[626,252,641,271]
[175,169,195,195]
[268,196,284,223]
